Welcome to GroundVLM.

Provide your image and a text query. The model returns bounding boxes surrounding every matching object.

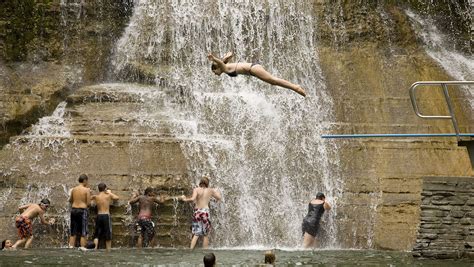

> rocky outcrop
[0,0,134,147]
[413,177,474,259]
[0,83,194,247]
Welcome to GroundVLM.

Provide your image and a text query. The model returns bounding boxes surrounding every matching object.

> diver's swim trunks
[93,214,112,241]
[192,208,211,236]
[15,216,33,239]
[136,215,155,247]
[70,208,89,237]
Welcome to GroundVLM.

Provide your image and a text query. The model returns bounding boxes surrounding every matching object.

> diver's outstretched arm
[222,51,234,63]
[208,53,230,72]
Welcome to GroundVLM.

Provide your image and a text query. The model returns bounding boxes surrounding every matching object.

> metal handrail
[409,81,474,141]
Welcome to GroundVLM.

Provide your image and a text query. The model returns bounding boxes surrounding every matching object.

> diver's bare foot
[294,86,306,97]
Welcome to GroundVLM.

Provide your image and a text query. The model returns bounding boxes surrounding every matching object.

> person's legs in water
[105,240,111,251]
[190,235,200,249]
[12,238,26,248]
[137,235,143,248]
[68,235,76,248]
[202,236,210,249]
[303,232,316,248]
[13,216,33,249]
[250,65,306,97]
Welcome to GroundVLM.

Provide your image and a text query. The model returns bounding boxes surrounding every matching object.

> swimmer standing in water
[179,177,222,249]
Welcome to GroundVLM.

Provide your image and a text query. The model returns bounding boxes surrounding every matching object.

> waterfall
[405,9,474,108]
[112,0,341,248]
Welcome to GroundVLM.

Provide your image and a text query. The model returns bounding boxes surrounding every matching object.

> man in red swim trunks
[12,199,55,249]
[180,177,222,249]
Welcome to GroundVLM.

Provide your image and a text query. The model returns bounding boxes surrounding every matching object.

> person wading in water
[180,177,222,249]
[301,192,331,248]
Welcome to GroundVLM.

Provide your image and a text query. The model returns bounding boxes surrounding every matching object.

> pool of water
[0,248,472,266]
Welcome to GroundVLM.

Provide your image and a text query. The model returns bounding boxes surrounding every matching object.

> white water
[405,9,474,109]
[112,0,342,248]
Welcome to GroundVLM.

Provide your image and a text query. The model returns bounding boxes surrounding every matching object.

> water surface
[1,248,472,266]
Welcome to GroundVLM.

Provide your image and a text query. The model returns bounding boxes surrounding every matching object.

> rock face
[413,177,474,259]
[314,1,473,250]
[0,1,472,250]
[0,83,193,247]
[0,0,134,147]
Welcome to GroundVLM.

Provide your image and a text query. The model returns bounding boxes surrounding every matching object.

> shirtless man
[92,183,119,251]
[180,177,222,249]
[69,174,91,248]
[129,187,168,248]
[12,199,55,249]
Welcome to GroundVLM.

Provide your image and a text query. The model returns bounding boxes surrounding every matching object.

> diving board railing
[409,81,474,141]
[321,81,474,141]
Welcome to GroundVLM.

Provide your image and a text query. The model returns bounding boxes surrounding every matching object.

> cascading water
[405,9,474,108]
[112,0,342,248]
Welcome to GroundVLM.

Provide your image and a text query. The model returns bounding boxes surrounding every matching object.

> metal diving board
[321,133,474,139]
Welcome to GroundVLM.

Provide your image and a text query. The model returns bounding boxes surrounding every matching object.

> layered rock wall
[0,84,194,247]
[413,177,474,259]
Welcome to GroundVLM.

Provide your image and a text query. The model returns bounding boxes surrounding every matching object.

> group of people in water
[2,173,330,251]
[1,54,326,253]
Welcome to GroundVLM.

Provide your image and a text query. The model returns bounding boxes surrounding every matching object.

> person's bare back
[193,187,221,209]
[94,190,119,214]
[20,204,45,221]
[138,195,162,217]
[71,185,91,209]
[180,177,222,249]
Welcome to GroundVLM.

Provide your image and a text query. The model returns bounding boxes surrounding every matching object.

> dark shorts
[70,208,89,237]
[136,218,155,247]
[302,220,320,237]
[93,214,112,241]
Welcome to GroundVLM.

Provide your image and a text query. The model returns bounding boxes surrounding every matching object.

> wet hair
[203,253,216,267]
[144,187,154,196]
[1,240,6,250]
[211,63,218,71]
[264,250,276,264]
[199,177,209,188]
[78,174,88,183]
[316,192,325,200]
[40,198,51,206]
[98,183,107,192]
